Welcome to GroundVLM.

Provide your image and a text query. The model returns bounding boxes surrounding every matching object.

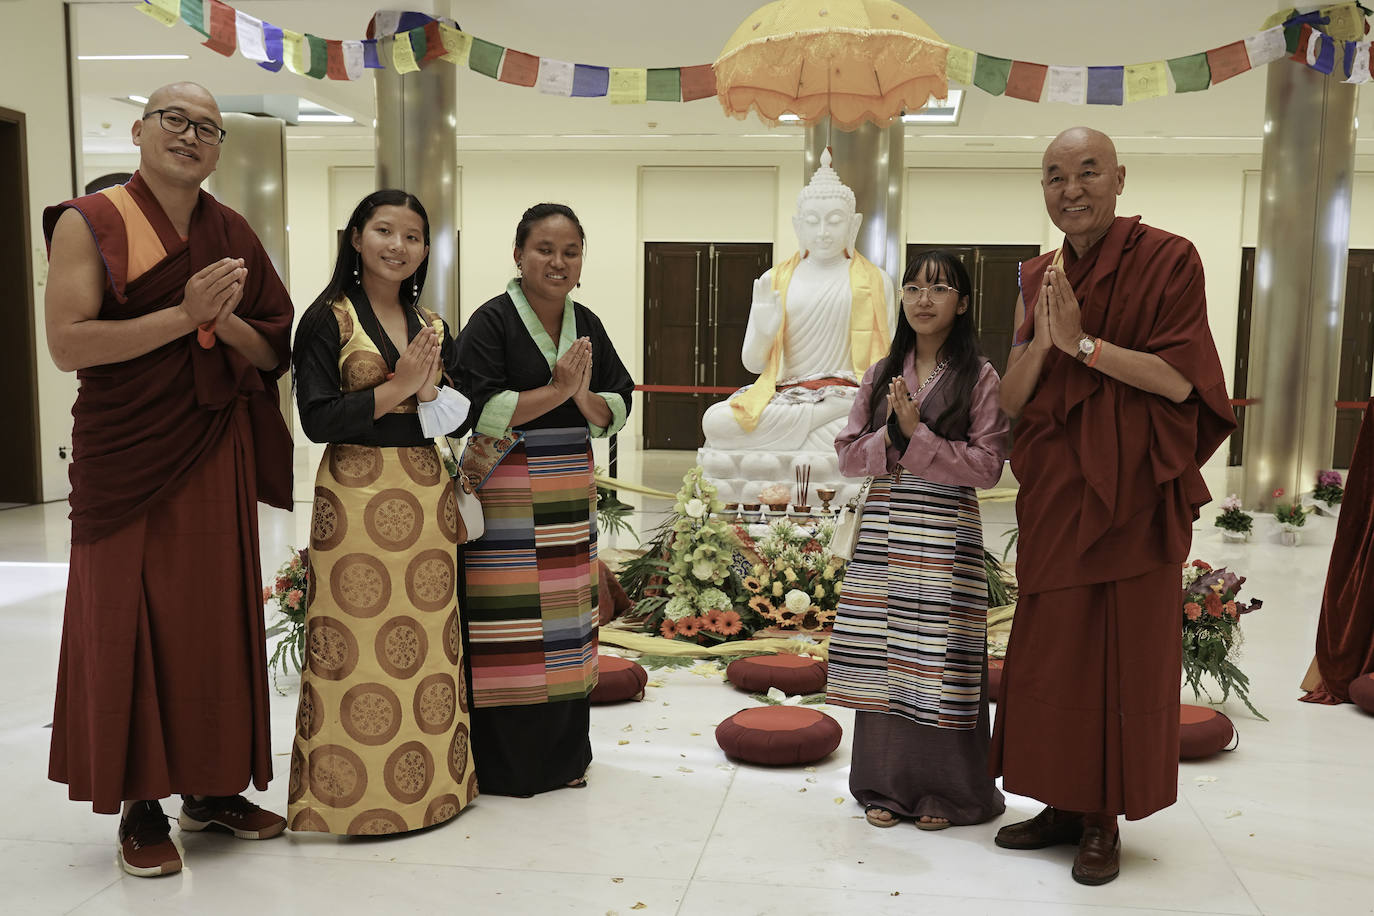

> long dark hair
[514,202,586,250]
[865,249,983,440]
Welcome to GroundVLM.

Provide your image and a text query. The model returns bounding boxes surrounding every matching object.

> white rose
[685,498,706,519]
[784,589,810,612]
[693,560,715,580]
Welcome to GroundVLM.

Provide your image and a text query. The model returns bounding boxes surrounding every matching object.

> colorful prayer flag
[371,11,401,39]
[1244,26,1289,68]
[258,21,284,72]
[646,68,681,102]
[679,64,716,101]
[437,25,470,65]
[609,68,647,104]
[1124,61,1168,102]
[235,10,268,62]
[945,45,975,86]
[343,40,366,80]
[537,58,575,96]
[469,38,504,79]
[972,53,1011,95]
[1285,23,1305,55]
[1344,41,1371,83]
[306,34,328,79]
[1321,3,1366,41]
[362,39,382,69]
[1045,65,1086,104]
[179,0,208,37]
[1206,40,1251,83]
[201,0,236,57]
[500,49,540,87]
[326,39,347,80]
[1310,32,1337,74]
[1004,61,1047,101]
[282,29,306,75]
[421,21,445,65]
[1167,53,1210,92]
[391,32,420,74]
[1085,66,1123,105]
[1262,7,1297,30]
[571,65,610,98]
[137,0,178,27]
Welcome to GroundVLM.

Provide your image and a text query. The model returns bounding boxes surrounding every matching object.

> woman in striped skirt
[827,249,1010,830]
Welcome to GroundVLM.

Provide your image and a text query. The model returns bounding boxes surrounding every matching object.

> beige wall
[5,0,77,502]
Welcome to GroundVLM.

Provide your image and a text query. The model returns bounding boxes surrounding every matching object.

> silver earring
[575,281,581,288]
[412,277,419,298]
[516,261,523,275]
[353,253,360,283]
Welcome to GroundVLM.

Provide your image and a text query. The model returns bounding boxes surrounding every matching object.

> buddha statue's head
[793,148,863,264]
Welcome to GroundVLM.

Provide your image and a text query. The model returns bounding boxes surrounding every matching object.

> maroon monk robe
[990,216,1235,820]
[44,172,293,813]
[1300,398,1374,705]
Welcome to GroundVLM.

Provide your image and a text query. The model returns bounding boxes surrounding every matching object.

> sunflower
[743,575,763,593]
[799,608,822,631]
[716,609,744,636]
[748,595,774,619]
[659,618,678,639]
[677,615,703,637]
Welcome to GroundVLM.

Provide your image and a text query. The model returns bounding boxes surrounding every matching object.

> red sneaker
[178,795,286,840]
[118,801,182,877]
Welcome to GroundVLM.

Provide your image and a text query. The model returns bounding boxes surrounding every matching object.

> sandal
[915,816,951,831]
[565,777,588,789]
[865,806,899,828]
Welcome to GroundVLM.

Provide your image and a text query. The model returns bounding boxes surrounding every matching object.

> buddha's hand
[749,276,783,340]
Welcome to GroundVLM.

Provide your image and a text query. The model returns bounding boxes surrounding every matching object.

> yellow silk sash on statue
[728,252,891,432]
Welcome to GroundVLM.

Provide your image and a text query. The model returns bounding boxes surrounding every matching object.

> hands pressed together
[1031,264,1087,356]
[552,336,594,400]
[180,257,246,328]
[394,325,443,401]
[887,376,920,440]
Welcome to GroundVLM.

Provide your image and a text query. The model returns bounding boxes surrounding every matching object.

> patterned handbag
[457,431,526,491]
[830,477,873,561]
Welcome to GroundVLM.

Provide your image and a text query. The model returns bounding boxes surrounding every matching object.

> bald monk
[44,83,293,877]
[990,128,1234,885]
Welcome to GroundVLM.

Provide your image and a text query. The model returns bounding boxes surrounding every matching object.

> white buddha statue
[699,150,893,506]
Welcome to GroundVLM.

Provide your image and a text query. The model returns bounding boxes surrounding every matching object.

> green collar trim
[507,278,575,372]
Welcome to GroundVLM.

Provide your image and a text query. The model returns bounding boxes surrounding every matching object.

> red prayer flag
[326,39,348,80]
[680,64,717,101]
[1206,40,1252,84]
[1289,23,1314,62]
[499,49,539,87]
[1005,61,1048,102]
[421,20,445,65]
[201,0,236,57]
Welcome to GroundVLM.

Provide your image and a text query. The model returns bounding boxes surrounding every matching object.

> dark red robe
[44,172,293,812]
[990,216,1235,819]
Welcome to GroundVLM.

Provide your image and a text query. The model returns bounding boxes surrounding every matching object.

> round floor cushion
[1179,704,1236,760]
[715,706,843,766]
[1350,673,1374,715]
[588,655,648,704]
[725,654,827,694]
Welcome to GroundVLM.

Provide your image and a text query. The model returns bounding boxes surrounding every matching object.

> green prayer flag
[407,25,427,63]
[972,54,1011,96]
[469,37,503,78]
[1284,23,1301,54]
[1167,52,1211,92]
[179,0,208,37]
[646,68,681,102]
[306,34,328,79]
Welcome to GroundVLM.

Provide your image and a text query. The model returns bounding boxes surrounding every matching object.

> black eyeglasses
[143,109,226,146]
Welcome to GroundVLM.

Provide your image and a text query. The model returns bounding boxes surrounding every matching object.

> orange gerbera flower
[677,616,703,637]
[659,618,678,639]
[716,609,743,636]
[703,608,726,633]
[1223,600,1238,618]
[1184,602,1202,621]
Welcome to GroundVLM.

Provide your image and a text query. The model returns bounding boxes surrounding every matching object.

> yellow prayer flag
[136,0,179,27]
[945,45,975,86]
[390,33,420,74]
[1261,7,1297,30]
[1321,3,1365,41]
[282,29,307,75]
[1124,61,1168,103]
[438,24,471,66]
[609,68,647,104]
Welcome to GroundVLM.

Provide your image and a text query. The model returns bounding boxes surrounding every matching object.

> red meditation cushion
[595,560,633,626]
[715,705,843,766]
[588,655,648,704]
[988,657,1004,704]
[1350,673,1374,715]
[725,654,827,694]
[1178,704,1236,760]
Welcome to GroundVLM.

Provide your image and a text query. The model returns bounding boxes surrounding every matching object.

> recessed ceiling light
[297,114,354,123]
[902,90,964,125]
[79,54,190,61]
[127,95,149,105]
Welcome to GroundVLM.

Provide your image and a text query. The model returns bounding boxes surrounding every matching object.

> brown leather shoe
[1071,826,1121,885]
[994,806,1084,850]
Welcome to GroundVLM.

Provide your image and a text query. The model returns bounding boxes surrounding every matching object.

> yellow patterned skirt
[288,443,476,835]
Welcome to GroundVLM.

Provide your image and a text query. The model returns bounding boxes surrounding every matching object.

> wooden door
[1334,250,1374,468]
[0,108,41,504]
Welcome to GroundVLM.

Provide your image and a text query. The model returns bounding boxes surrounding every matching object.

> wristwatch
[1075,335,1097,362]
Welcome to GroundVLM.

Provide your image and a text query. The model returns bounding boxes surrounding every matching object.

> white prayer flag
[235,10,269,62]
[1243,26,1288,68]
[372,11,401,38]
[1306,30,1322,66]
[1345,42,1371,83]
[1046,66,1086,104]
[343,40,366,81]
[537,58,575,96]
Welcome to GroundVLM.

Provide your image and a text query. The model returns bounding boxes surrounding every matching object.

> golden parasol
[714,0,949,129]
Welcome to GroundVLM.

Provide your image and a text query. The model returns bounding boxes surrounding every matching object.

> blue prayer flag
[571,64,610,98]
[362,38,382,69]
[258,21,284,72]
[1086,66,1123,105]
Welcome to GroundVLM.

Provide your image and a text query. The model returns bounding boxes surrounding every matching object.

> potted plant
[1310,469,1344,516]
[1182,559,1265,719]
[1273,488,1307,546]
[264,547,309,692]
[1214,494,1252,542]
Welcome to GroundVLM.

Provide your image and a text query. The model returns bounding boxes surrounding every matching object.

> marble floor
[2,450,1371,915]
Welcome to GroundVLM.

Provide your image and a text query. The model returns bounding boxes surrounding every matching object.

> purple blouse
[834,355,1010,489]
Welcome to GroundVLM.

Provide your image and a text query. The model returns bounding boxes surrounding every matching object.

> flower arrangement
[264,547,309,686]
[1273,488,1307,528]
[655,468,743,636]
[738,517,846,631]
[1181,559,1265,719]
[1214,494,1252,538]
[1314,470,1344,507]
